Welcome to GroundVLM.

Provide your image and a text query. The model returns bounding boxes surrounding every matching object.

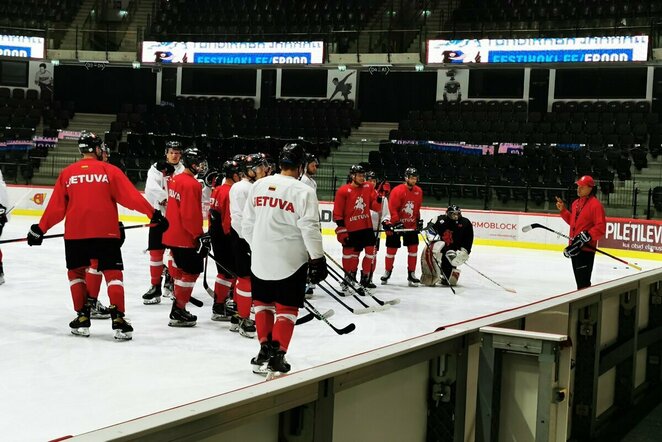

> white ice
[0,215,659,441]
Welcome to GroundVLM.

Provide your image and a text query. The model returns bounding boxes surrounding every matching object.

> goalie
[420,205,474,286]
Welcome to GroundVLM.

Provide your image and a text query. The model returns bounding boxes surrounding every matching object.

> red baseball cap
[576,175,595,187]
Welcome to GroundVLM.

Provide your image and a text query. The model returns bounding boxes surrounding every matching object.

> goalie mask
[447,205,461,221]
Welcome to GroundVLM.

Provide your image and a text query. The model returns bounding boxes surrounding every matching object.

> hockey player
[162,148,209,327]
[27,132,167,339]
[366,171,390,288]
[0,168,9,285]
[300,153,319,191]
[242,143,327,378]
[208,159,242,321]
[381,167,423,287]
[333,164,384,292]
[556,175,606,289]
[430,205,474,286]
[143,140,183,305]
[228,152,269,338]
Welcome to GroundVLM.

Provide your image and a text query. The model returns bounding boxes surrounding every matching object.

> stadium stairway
[59,0,97,49]
[317,122,396,200]
[118,0,156,52]
[31,113,116,185]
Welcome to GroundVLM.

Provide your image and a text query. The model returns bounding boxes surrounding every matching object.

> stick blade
[338,323,356,334]
[505,288,517,293]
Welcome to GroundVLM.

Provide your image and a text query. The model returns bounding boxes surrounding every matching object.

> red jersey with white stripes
[333,183,382,232]
[388,183,423,229]
[38,158,154,239]
[163,171,204,248]
[209,181,233,235]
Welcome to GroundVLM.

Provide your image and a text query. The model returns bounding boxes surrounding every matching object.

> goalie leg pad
[449,268,461,286]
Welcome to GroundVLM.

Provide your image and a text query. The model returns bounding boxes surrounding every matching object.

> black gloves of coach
[564,231,591,258]
[155,161,175,177]
[196,233,212,257]
[27,224,44,246]
[151,210,169,233]
[308,256,328,284]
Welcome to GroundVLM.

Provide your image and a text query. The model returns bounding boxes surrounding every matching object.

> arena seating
[0,0,83,36]
[147,0,380,41]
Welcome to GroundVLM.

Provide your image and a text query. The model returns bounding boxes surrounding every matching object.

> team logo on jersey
[31,193,46,205]
[268,185,277,191]
[65,173,110,187]
[353,196,366,212]
[403,200,414,216]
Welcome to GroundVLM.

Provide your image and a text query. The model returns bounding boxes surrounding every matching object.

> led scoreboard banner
[0,35,45,59]
[427,36,649,64]
[141,41,324,65]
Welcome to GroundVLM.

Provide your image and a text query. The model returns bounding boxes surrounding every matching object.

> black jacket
[432,215,474,253]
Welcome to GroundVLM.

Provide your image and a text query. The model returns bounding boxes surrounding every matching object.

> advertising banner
[141,41,324,65]
[0,35,45,59]
[601,218,662,253]
[427,36,649,64]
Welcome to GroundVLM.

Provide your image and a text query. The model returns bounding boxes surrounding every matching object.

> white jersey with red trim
[229,178,253,238]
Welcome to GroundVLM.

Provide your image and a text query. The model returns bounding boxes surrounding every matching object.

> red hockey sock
[103,269,125,312]
[149,249,165,285]
[342,247,359,273]
[407,245,419,272]
[174,272,198,309]
[67,267,88,311]
[253,300,276,343]
[272,304,299,351]
[362,246,376,274]
[168,259,182,282]
[234,276,252,318]
[385,247,397,271]
[214,274,234,303]
[85,259,103,299]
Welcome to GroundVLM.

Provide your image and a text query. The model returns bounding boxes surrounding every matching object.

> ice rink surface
[1,215,659,441]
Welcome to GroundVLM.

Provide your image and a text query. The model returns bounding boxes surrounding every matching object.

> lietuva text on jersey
[66,173,109,187]
[168,188,181,201]
[253,196,294,212]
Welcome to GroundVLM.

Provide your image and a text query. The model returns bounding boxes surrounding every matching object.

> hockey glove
[27,224,44,246]
[151,210,169,233]
[335,226,349,245]
[563,231,591,258]
[392,221,404,233]
[446,248,469,266]
[155,161,175,177]
[196,233,212,258]
[381,220,394,236]
[118,222,126,246]
[308,256,328,284]
[416,219,424,232]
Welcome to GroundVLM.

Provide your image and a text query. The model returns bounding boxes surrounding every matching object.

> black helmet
[404,167,419,178]
[222,159,242,178]
[164,140,183,156]
[181,147,208,174]
[78,132,103,154]
[447,205,461,219]
[349,164,365,175]
[245,152,268,173]
[305,153,319,166]
[279,143,306,168]
[366,170,376,180]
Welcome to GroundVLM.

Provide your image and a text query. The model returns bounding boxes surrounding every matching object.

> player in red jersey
[208,158,242,321]
[381,167,424,286]
[27,132,167,340]
[162,148,210,327]
[333,164,384,292]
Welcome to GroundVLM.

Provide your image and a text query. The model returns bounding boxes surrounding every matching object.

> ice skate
[407,271,420,287]
[211,301,235,322]
[341,271,357,296]
[88,298,111,319]
[162,268,174,299]
[142,283,162,305]
[305,283,315,299]
[251,341,277,375]
[380,270,392,285]
[366,271,377,289]
[69,308,91,337]
[266,350,291,380]
[0,263,5,285]
[239,318,256,339]
[109,305,133,340]
[359,272,374,295]
[168,304,197,327]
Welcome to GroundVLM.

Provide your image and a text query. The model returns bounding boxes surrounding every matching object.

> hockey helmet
[222,159,242,178]
[404,167,419,179]
[447,205,461,220]
[181,147,208,174]
[349,164,366,175]
[164,140,183,155]
[575,175,595,187]
[365,170,377,181]
[244,152,269,173]
[78,132,103,154]
[305,153,320,166]
[279,143,307,169]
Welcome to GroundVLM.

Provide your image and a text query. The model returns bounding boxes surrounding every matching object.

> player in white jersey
[242,143,327,378]
[299,153,319,191]
[0,168,9,284]
[366,171,390,288]
[142,141,184,304]
[228,152,269,338]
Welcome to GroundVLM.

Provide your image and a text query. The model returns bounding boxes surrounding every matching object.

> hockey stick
[323,251,400,306]
[0,223,154,245]
[375,228,419,233]
[304,300,355,335]
[297,307,334,326]
[522,223,643,271]
[202,256,217,299]
[464,262,516,293]
[323,269,391,312]
[420,234,456,294]
[316,280,376,314]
